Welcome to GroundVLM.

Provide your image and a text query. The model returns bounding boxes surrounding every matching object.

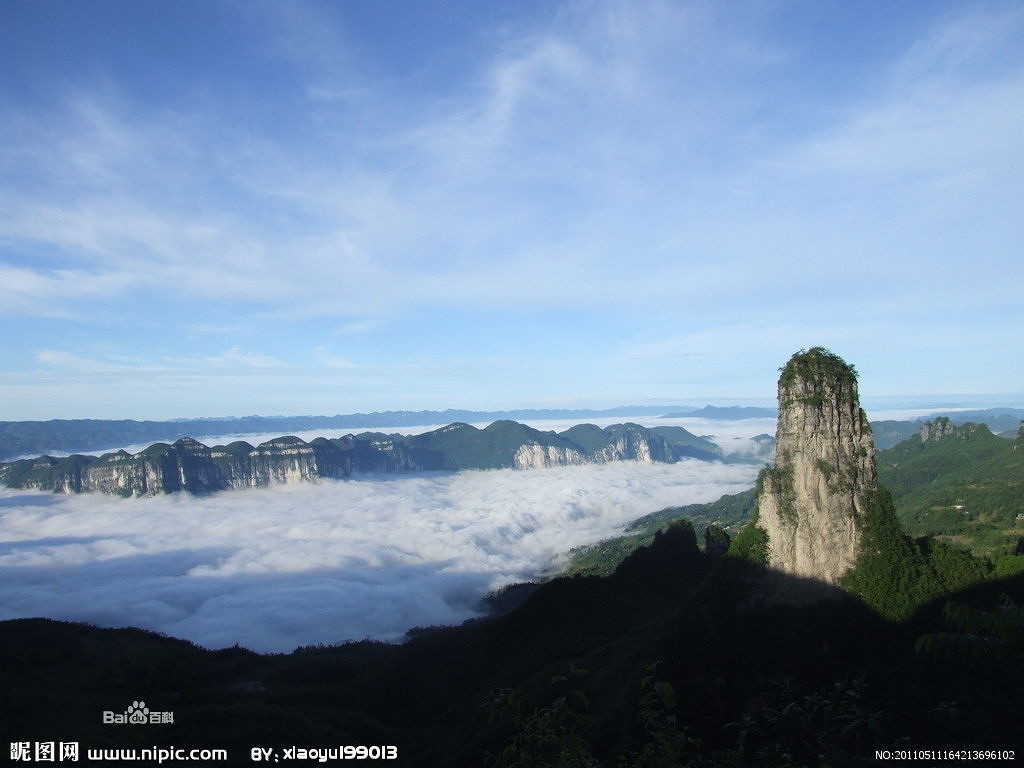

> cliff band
[0,420,719,497]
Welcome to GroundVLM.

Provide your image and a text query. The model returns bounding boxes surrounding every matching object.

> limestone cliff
[0,435,430,497]
[919,417,992,444]
[512,444,586,469]
[0,420,691,497]
[756,348,876,585]
[594,429,661,463]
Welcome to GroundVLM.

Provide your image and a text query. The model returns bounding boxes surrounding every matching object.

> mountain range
[0,420,724,496]
[0,407,697,462]
[660,405,778,419]
[3,406,1020,462]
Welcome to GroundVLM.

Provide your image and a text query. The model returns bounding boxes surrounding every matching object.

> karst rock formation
[757,348,877,585]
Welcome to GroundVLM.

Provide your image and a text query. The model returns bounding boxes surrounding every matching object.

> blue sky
[1,0,1022,420]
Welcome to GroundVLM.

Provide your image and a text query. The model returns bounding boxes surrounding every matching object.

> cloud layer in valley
[0,460,758,652]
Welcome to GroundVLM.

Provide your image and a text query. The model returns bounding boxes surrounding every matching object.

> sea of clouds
[0,459,759,653]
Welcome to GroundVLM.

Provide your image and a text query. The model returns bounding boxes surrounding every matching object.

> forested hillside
[878,418,1024,572]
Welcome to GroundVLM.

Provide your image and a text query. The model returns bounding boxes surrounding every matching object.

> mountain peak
[172,436,210,455]
[778,346,858,391]
[757,348,876,585]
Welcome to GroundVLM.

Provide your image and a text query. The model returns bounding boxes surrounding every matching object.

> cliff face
[509,425,674,469]
[594,428,668,463]
[512,444,586,469]
[0,420,693,497]
[919,417,993,444]
[919,417,957,443]
[757,348,876,585]
[0,435,432,497]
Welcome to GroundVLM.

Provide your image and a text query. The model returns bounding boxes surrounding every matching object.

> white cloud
[184,322,248,335]
[205,346,290,369]
[332,319,380,336]
[0,1,790,320]
[0,265,135,318]
[3,1,1018,329]
[2,1,1021,418]
[36,350,137,372]
[774,6,1024,187]
[33,347,289,374]
[312,346,359,369]
[0,460,758,651]
[894,5,1024,83]
[780,74,1024,183]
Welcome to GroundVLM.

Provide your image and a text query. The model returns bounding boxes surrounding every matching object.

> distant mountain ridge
[917,408,1024,434]
[0,406,695,462]
[4,406,1017,467]
[871,409,1024,449]
[0,420,722,497]
[660,405,777,419]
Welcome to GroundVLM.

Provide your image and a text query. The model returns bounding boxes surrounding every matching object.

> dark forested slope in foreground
[3,526,1022,767]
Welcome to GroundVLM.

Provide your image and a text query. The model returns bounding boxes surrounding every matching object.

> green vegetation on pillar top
[778,347,859,389]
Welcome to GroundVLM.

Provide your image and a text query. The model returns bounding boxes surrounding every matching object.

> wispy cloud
[184,323,249,335]
[6,1,1019,321]
[312,346,359,369]
[773,5,1024,188]
[34,347,290,374]
[205,347,290,369]
[0,265,135,318]
[0,1,789,320]
[332,319,380,336]
[776,72,1024,184]
[1,1,1021,416]
[893,5,1024,83]
[35,350,137,372]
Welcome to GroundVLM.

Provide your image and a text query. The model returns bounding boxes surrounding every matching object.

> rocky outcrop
[593,428,663,463]
[756,348,877,585]
[919,417,992,444]
[512,444,586,469]
[919,417,956,443]
[556,423,684,465]
[0,420,696,497]
[0,435,425,496]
